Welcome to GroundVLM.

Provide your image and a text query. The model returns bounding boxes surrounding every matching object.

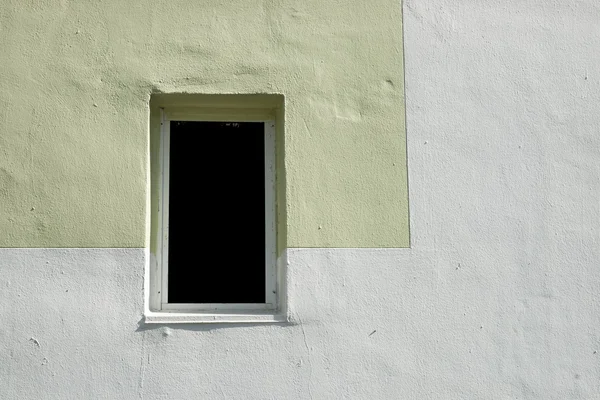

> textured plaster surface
[0,0,409,248]
[2,0,600,398]
[1,246,600,399]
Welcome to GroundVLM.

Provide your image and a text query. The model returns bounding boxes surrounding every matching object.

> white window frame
[146,107,283,323]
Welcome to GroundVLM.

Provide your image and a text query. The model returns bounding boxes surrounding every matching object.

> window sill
[144,311,288,324]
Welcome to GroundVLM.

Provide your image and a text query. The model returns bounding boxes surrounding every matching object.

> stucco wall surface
[1,246,599,399]
[0,0,409,248]
[2,0,600,399]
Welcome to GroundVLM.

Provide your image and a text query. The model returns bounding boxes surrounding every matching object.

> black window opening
[167,121,266,304]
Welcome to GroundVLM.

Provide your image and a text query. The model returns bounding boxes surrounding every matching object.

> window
[147,101,284,323]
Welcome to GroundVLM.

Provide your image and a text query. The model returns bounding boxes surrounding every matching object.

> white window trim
[146,107,283,324]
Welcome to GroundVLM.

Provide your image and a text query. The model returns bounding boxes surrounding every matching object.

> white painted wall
[2,1,600,398]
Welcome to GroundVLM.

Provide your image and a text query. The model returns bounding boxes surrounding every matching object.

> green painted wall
[0,0,409,248]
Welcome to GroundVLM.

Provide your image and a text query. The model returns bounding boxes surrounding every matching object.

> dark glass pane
[168,121,266,303]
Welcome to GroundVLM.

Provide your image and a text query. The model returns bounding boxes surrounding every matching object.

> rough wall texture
[2,0,600,399]
[0,0,409,248]
[2,246,599,398]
